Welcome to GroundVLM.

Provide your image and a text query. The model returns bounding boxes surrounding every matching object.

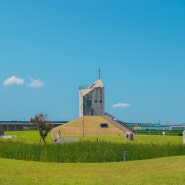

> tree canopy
[30,113,53,144]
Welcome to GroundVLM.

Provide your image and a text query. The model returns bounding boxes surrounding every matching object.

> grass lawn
[0,156,185,185]
[4,131,53,143]
[1,131,185,184]
[4,131,183,144]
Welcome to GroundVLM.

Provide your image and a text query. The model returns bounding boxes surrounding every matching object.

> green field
[0,131,185,184]
[0,156,185,185]
[4,130,183,144]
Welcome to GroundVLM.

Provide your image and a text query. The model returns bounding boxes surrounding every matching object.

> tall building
[79,79,104,117]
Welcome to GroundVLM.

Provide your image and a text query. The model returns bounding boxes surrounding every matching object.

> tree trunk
[42,136,46,144]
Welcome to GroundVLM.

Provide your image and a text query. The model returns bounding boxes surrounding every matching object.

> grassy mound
[52,116,125,137]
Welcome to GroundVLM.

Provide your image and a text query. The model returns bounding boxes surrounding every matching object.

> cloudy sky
[0,0,185,124]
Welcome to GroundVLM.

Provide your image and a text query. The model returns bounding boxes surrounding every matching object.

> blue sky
[0,0,185,124]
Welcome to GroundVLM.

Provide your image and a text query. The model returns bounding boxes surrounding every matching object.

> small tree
[30,113,53,144]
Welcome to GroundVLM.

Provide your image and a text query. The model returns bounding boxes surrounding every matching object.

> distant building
[0,121,67,131]
[79,79,104,117]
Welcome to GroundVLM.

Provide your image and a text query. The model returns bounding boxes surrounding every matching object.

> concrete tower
[79,79,104,117]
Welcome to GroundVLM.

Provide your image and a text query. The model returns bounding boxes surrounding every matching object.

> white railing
[104,113,131,132]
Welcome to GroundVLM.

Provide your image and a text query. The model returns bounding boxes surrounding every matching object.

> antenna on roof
[97,68,102,79]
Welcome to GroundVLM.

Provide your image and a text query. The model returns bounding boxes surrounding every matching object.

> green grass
[0,139,185,162]
[81,135,183,144]
[0,131,183,163]
[4,131,183,144]
[136,129,183,136]
[4,131,53,143]
[0,156,185,185]
[1,131,185,184]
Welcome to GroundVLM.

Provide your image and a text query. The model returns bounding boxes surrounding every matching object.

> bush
[0,140,185,162]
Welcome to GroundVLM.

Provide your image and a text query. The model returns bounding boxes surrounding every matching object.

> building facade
[79,79,104,117]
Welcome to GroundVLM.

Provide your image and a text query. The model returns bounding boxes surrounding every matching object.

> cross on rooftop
[97,68,102,79]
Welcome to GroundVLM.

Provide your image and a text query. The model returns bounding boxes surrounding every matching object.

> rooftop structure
[79,79,104,117]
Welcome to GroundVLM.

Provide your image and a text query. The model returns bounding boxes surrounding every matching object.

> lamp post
[82,116,85,138]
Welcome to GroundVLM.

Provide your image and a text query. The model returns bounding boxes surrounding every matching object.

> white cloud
[28,78,44,88]
[3,76,24,86]
[113,102,131,108]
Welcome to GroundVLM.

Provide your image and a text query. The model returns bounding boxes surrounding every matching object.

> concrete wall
[80,87,104,116]
[84,87,104,115]
[79,79,105,117]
